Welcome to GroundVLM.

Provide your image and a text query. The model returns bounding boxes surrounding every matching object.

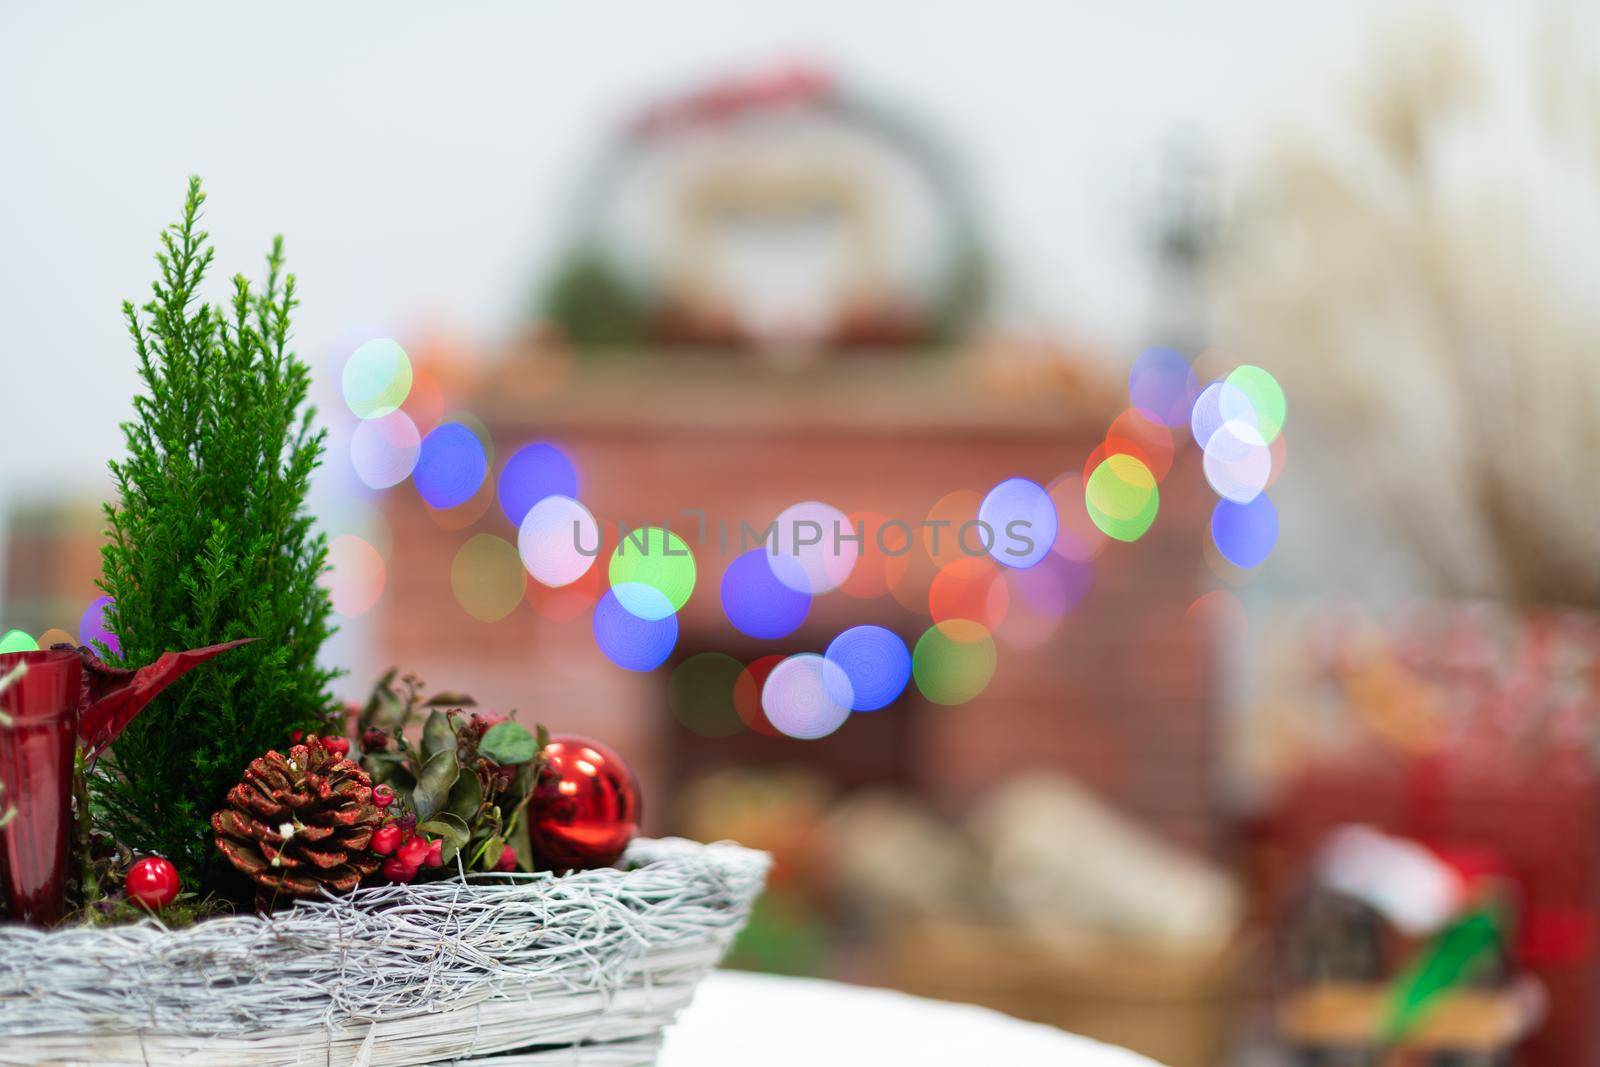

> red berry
[371,824,402,855]
[381,856,418,883]
[320,736,350,758]
[397,834,431,868]
[424,839,444,867]
[289,729,303,743]
[495,845,518,872]
[126,856,181,909]
[362,728,390,751]
[372,784,395,809]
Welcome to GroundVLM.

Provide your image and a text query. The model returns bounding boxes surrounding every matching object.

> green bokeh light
[912,620,997,705]
[0,629,38,654]
[342,338,413,420]
[1225,365,1286,443]
[609,527,696,616]
[450,533,526,623]
[668,652,746,738]
[1085,454,1159,542]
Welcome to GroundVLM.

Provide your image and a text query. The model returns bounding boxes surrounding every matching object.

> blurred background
[4,2,1600,1063]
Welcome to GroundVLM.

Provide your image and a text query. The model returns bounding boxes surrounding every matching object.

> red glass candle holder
[0,649,82,926]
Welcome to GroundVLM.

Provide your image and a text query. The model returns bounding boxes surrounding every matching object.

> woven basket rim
[1,835,769,945]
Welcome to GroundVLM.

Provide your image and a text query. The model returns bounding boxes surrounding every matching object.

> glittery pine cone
[212,737,382,901]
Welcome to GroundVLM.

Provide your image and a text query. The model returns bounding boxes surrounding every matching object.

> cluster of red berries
[367,779,516,882]
[295,728,517,882]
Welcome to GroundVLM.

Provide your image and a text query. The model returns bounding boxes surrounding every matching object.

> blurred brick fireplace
[378,349,1222,853]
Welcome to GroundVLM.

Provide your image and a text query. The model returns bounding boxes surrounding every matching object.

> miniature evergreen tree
[96,178,339,883]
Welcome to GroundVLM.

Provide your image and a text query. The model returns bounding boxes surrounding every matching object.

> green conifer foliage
[96,178,339,883]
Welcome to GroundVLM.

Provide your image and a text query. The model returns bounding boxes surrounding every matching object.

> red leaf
[74,638,255,757]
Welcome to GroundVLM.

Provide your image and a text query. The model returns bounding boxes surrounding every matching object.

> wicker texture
[0,838,768,1066]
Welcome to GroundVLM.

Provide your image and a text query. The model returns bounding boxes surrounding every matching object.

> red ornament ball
[529,735,641,871]
[126,856,181,909]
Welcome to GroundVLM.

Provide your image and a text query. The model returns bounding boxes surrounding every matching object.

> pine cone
[212,737,382,901]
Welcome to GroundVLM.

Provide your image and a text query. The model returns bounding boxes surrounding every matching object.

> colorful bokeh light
[977,477,1057,568]
[1103,408,1175,482]
[37,628,74,649]
[734,654,786,736]
[1202,420,1271,503]
[1190,379,1256,451]
[668,652,746,738]
[825,625,911,711]
[322,534,386,618]
[1225,365,1286,443]
[350,410,421,490]
[1084,454,1159,542]
[518,494,599,588]
[1211,494,1279,569]
[1187,588,1248,638]
[767,501,858,594]
[78,595,119,656]
[762,653,853,740]
[450,533,526,623]
[497,441,579,528]
[721,549,810,640]
[912,620,998,705]
[413,422,489,510]
[1047,473,1108,563]
[342,338,413,420]
[609,527,696,620]
[1128,346,1198,427]
[929,557,1010,629]
[838,510,895,599]
[997,555,1092,649]
[593,586,678,671]
[923,490,984,570]
[0,630,38,654]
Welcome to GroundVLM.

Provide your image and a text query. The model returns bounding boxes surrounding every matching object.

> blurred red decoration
[530,735,641,872]
[1103,407,1175,482]
[0,649,82,925]
[124,856,180,910]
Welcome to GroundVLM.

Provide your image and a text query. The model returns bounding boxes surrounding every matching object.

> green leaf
[419,812,470,848]
[480,721,538,765]
[446,768,484,822]
[412,749,460,822]
[509,808,535,872]
[363,753,414,792]
[422,709,457,763]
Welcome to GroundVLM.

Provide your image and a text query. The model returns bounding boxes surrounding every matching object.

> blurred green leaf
[412,750,460,822]
[446,767,483,822]
[480,722,538,765]
[422,709,457,763]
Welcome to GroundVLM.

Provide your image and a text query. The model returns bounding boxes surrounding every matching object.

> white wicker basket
[0,837,769,1067]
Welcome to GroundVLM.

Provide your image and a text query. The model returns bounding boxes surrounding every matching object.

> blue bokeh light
[498,441,579,527]
[413,422,488,510]
[1210,494,1279,569]
[978,477,1058,568]
[592,585,678,671]
[825,625,911,711]
[1190,379,1258,451]
[1129,347,1198,428]
[721,549,812,639]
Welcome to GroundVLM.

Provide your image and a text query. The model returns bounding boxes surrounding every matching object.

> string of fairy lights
[0,340,1285,745]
